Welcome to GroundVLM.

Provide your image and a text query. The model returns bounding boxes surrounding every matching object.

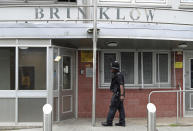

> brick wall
[78,51,183,118]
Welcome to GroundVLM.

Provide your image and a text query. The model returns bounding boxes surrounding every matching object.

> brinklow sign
[35,7,155,22]
[0,6,193,25]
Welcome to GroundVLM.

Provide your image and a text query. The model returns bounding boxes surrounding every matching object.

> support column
[92,0,98,127]
[47,46,54,107]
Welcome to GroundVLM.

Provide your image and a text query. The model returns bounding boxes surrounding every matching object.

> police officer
[102,60,125,127]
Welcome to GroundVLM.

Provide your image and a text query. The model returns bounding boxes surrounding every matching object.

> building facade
[0,0,193,125]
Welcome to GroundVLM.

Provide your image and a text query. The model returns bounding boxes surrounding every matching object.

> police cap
[111,61,120,70]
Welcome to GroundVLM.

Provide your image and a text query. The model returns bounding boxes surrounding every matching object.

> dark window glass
[156,54,168,83]
[121,52,134,84]
[0,48,15,90]
[138,52,153,84]
[63,56,71,90]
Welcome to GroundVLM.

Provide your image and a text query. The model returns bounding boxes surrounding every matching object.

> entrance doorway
[184,51,193,116]
[53,47,76,121]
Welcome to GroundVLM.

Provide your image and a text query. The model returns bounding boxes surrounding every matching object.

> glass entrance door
[59,48,75,120]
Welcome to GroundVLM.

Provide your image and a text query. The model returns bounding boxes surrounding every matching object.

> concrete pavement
[3,118,193,131]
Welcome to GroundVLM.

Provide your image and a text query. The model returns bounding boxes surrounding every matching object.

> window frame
[100,50,171,89]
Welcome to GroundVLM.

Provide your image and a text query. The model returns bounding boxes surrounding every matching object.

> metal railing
[148,85,193,123]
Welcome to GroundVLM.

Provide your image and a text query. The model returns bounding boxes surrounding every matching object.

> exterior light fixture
[54,56,61,62]
[107,41,119,47]
[87,28,100,33]
[178,43,188,48]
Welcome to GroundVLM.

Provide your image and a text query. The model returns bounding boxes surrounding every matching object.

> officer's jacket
[110,72,125,96]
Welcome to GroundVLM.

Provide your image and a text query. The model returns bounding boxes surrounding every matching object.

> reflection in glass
[19,48,46,90]
[63,56,71,90]
[0,48,15,90]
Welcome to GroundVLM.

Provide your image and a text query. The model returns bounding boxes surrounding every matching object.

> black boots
[101,122,113,126]
[101,122,125,127]
[115,122,125,127]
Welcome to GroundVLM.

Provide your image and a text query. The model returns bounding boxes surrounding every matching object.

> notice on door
[175,62,183,68]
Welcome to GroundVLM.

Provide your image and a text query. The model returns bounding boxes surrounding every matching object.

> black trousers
[106,94,125,124]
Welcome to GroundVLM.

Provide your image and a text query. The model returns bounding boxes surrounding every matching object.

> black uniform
[106,71,125,124]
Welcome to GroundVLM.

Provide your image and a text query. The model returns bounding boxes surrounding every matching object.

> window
[19,47,46,90]
[0,48,15,90]
[18,98,46,122]
[121,52,134,84]
[138,52,153,84]
[101,51,170,88]
[63,56,71,90]
[0,99,15,122]
[103,53,116,83]
[156,54,168,83]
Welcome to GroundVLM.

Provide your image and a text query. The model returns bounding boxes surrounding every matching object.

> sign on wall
[81,51,93,62]
[86,68,93,78]
[175,62,183,68]
[0,6,193,25]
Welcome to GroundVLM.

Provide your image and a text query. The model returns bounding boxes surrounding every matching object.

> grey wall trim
[0,23,193,41]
